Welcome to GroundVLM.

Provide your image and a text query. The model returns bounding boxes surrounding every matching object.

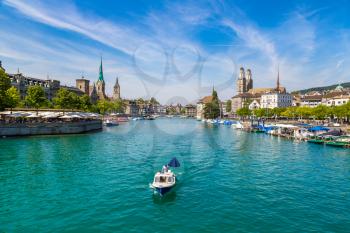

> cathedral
[76,58,121,103]
[236,67,253,94]
[232,67,287,114]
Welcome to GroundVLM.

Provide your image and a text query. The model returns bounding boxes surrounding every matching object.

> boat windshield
[155,176,167,183]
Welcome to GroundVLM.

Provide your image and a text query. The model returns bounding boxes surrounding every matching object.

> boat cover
[308,126,329,132]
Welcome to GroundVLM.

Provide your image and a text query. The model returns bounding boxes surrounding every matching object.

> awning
[308,126,330,132]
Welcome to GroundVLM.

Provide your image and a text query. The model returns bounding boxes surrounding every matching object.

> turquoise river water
[1,118,350,232]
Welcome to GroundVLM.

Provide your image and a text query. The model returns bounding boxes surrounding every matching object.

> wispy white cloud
[1,0,350,103]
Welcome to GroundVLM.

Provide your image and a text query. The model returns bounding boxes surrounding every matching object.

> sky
[0,0,350,104]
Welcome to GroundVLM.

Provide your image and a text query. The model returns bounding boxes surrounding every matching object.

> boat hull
[155,186,174,195]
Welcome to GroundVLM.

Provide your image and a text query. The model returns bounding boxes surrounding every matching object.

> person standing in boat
[162,164,168,173]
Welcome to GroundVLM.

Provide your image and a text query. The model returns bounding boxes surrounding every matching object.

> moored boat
[325,136,350,148]
[103,119,119,126]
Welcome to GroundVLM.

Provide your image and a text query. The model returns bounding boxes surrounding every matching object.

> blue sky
[0,0,349,104]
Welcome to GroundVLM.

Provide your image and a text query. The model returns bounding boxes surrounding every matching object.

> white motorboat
[151,157,180,196]
[103,119,119,126]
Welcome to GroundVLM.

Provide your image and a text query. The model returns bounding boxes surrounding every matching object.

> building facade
[260,92,292,109]
[184,104,196,117]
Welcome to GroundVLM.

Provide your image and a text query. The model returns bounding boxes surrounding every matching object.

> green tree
[226,99,232,113]
[296,106,313,119]
[204,89,220,119]
[25,85,47,114]
[150,97,159,105]
[53,88,82,110]
[236,107,251,119]
[68,92,81,110]
[281,107,297,119]
[271,107,285,118]
[111,99,125,113]
[5,86,20,113]
[311,105,329,120]
[79,95,92,111]
[0,69,11,110]
[253,108,266,118]
[97,100,112,115]
[53,88,71,109]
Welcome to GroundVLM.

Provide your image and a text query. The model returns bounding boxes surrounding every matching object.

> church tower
[246,69,253,92]
[237,67,246,94]
[113,77,121,100]
[90,83,98,103]
[96,57,107,100]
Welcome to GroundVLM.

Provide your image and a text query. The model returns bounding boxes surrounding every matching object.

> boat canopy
[308,126,329,132]
[168,157,180,167]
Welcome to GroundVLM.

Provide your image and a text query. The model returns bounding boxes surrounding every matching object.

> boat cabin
[153,171,175,185]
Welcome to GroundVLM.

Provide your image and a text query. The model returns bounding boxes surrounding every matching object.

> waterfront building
[196,96,213,119]
[76,77,90,94]
[249,99,261,110]
[231,93,261,113]
[323,94,350,106]
[124,100,139,116]
[260,92,292,109]
[1,59,114,102]
[184,104,197,117]
[292,94,301,106]
[300,95,323,107]
[231,67,287,114]
[2,61,83,101]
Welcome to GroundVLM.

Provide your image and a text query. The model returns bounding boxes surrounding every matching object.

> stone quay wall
[0,120,102,137]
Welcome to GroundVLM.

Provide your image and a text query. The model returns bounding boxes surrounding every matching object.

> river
[1,118,349,232]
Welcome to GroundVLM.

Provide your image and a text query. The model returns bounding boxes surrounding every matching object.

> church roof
[198,96,213,104]
[98,58,104,82]
[247,87,286,95]
[232,92,262,99]
[114,77,119,87]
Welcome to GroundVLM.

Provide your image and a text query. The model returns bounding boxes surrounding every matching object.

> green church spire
[98,57,104,82]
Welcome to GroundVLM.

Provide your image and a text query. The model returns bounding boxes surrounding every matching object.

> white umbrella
[8,112,31,117]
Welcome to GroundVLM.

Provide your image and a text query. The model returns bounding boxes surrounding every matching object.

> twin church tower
[237,67,253,94]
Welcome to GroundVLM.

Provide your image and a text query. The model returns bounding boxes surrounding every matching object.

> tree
[79,95,92,111]
[150,97,159,105]
[68,92,81,110]
[271,107,285,118]
[53,88,81,110]
[25,86,47,114]
[111,99,125,113]
[5,86,20,113]
[236,107,251,119]
[203,89,220,119]
[281,107,297,119]
[296,106,313,119]
[0,69,11,111]
[312,105,329,120]
[253,108,266,118]
[226,100,232,113]
[53,88,72,109]
[97,100,112,115]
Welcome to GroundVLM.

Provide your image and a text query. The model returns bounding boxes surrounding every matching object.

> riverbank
[0,120,102,137]
[235,120,350,149]
[0,110,102,137]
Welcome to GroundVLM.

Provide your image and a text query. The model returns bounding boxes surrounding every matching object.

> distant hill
[292,82,350,94]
